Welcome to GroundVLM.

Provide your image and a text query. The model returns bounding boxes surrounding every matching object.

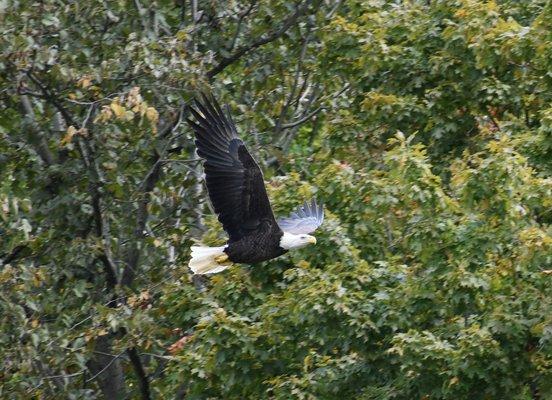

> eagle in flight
[186,95,324,274]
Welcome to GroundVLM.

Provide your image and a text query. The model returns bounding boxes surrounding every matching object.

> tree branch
[25,72,127,397]
[20,94,56,165]
[120,157,163,286]
[86,338,127,399]
[1,245,28,266]
[281,105,323,129]
[127,348,151,400]
[120,110,183,286]
[228,1,257,52]
[206,0,316,79]
[274,28,311,136]
[133,0,148,32]
[26,73,120,285]
[117,113,183,397]
[191,0,200,23]
[26,71,78,127]
[325,0,342,18]
[486,107,501,131]
[280,83,349,130]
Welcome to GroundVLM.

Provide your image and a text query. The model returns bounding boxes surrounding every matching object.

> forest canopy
[1,0,551,399]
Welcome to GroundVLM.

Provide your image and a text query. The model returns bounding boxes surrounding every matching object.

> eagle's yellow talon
[215,254,229,264]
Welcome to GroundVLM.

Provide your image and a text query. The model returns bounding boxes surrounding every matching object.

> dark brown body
[224,228,286,264]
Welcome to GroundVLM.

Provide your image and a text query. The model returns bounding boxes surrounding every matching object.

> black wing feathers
[238,145,274,224]
[187,95,279,243]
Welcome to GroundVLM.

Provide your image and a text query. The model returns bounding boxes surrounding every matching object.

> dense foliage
[1,0,551,399]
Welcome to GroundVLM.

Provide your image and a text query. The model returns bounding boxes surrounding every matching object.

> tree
[1,1,551,399]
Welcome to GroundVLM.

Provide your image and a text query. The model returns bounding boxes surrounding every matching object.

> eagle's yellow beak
[308,236,317,245]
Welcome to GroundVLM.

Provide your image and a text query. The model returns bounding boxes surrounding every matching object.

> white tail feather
[188,246,230,275]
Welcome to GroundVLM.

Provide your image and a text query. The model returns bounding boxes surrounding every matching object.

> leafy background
[1,0,551,399]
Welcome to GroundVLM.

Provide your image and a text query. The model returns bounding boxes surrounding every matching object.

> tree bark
[87,336,127,400]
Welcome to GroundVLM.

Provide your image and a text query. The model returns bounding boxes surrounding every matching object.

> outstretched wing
[277,199,324,234]
[187,94,280,243]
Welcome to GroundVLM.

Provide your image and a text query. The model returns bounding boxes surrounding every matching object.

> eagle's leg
[215,254,230,264]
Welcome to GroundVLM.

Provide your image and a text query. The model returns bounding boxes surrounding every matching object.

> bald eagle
[186,95,324,274]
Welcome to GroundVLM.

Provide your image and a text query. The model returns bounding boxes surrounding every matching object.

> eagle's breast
[224,230,286,264]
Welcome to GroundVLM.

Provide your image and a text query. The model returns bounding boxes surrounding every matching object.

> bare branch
[191,0,201,23]
[281,105,324,129]
[274,28,312,136]
[280,83,350,129]
[228,1,258,52]
[86,349,126,384]
[41,371,85,381]
[326,0,342,18]
[206,0,317,79]
[134,0,148,32]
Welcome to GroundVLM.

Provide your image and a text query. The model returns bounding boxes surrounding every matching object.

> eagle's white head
[279,231,317,250]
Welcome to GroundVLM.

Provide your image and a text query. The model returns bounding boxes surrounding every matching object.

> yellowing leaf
[95,106,113,123]
[102,162,117,170]
[110,102,126,118]
[146,107,159,124]
[78,76,92,88]
[61,126,77,146]
[168,335,192,354]
[124,110,135,121]
[129,86,140,97]
[449,376,459,386]
[176,30,187,41]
